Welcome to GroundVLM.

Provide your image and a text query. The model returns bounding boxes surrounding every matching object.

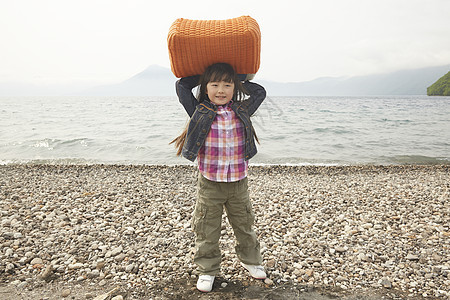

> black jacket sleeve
[175,75,200,117]
[242,81,266,116]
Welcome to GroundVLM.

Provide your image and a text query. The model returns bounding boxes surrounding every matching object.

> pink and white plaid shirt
[198,102,248,182]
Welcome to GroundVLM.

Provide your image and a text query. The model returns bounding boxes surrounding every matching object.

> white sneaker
[241,263,266,279]
[196,275,215,292]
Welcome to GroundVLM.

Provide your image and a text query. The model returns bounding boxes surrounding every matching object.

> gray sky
[1,0,449,86]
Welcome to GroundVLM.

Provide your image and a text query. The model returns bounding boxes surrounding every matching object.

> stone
[96,261,106,270]
[380,278,392,288]
[113,253,125,262]
[110,246,123,257]
[335,246,347,253]
[61,289,71,297]
[99,279,107,286]
[6,263,15,273]
[40,264,53,281]
[406,254,419,261]
[358,253,369,261]
[87,269,100,278]
[125,264,135,273]
[68,262,83,270]
[56,265,66,273]
[362,223,373,229]
[17,281,28,289]
[266,259,275,268]
[30,258,43,265]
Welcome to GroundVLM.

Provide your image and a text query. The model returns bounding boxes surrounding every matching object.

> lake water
[1,95,449,165]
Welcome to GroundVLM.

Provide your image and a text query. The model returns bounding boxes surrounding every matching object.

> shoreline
[1,164,449,299]
[1,158,449,167]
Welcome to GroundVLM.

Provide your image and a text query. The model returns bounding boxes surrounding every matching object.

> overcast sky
[1,0,449,86]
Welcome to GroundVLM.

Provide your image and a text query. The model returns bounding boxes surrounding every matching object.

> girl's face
[206,80,235,106]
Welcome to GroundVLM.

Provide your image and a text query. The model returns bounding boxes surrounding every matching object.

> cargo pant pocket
[192,203,207,240]
[246,203,255,229]
[229,202,254,230]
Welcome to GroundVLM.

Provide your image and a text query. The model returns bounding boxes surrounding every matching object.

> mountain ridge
[1,64,448,96]
[81,64,450,96]
[259,65,449,96]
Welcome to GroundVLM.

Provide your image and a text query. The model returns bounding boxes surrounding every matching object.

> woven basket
[167,16,261,78]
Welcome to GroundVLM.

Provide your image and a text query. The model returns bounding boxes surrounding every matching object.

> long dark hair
[170,63,255,156]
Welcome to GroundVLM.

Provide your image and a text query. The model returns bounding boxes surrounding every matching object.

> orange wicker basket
[167,16,261,78]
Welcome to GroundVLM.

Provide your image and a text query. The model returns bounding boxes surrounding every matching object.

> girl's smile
[206,81,235,105]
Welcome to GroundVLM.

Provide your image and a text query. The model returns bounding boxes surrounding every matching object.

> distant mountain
[259,65,450,96]
[427,71,450,96]
[1,64,448,96]
[81,64,449,96]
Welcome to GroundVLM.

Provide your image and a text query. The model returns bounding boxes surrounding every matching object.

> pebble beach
[0,164,449,299]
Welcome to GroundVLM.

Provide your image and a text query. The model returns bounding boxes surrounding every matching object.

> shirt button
[196,142,200,146]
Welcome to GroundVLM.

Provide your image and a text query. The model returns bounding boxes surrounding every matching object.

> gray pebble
[30,258,43,265]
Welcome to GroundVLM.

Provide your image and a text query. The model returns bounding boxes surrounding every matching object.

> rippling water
[1,95,449,165]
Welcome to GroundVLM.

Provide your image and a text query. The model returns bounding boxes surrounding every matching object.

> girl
[171,63,266,293]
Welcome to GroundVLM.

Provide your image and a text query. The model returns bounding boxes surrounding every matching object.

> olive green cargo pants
[192,174,262,275]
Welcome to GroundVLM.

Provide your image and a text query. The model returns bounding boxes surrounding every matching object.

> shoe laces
[255,266,264,271]
[199,276,213,283]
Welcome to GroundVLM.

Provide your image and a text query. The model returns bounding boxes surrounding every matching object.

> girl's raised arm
[242,81,266,116]
[175,75,200,117]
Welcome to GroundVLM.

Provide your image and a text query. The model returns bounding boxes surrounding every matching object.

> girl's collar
[204,99,234,108]
[218,99,233,108]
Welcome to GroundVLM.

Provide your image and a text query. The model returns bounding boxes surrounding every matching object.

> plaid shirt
[198,102,248,182]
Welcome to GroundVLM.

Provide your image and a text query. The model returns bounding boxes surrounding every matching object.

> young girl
[171,63,267,292]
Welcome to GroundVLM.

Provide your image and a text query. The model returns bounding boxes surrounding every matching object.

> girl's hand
[180,75,201,87]
[238,74,256,81]
[246,74,255,81]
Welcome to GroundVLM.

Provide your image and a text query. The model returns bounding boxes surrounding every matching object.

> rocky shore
[0,164,449,299]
